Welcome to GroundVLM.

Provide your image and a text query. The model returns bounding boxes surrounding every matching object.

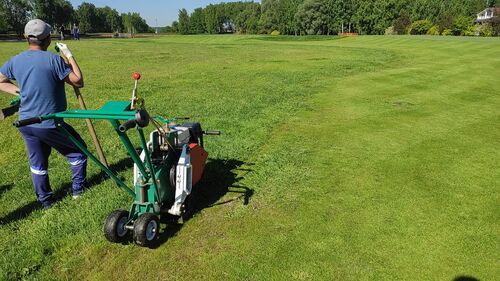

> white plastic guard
[133,131,155,186]
[168,144,192,216]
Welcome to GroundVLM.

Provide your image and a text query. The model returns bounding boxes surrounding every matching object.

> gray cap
[25,19,52,41]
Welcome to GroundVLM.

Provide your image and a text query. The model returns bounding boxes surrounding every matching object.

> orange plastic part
[189,143,208,185]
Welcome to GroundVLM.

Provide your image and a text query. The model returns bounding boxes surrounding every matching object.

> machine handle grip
[14,117,43,127]
[119,119,137,132]
[118,110,150,132]
[204,130,221,135]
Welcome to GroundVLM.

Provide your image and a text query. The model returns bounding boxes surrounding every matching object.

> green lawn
[0,35,498,280]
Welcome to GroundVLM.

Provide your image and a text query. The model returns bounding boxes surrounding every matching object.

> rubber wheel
[169,165,176,189]
[133,213,160,247]
[103,209,130,243]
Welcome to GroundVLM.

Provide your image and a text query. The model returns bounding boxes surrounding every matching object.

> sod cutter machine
[13,73,220,247]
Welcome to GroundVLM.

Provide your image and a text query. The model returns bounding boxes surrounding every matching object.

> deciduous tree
[33,0,74,28]
[1,0,31,37]
[96,6,122,32]
[178,8,190,34]
[260,0,287,34]
[121,12,149,34]
[77,2,98,33]
[235,2,261,33]
[295,0,329,35]
[190,8,206,34]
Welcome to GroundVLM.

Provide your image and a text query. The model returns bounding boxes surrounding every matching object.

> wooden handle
[73,87,109,168]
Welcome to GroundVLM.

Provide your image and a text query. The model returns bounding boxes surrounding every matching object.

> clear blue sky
[69,0,260,27]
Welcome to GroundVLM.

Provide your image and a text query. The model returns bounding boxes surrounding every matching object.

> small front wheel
[104,209,130,243]
[133,213,160,247]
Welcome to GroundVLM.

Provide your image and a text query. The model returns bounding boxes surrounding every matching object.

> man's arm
[0,73,20,96]
[56,43,84,88]
[64,57,84,88]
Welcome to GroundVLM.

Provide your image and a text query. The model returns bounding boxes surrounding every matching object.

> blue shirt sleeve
[52,55,72,81]
[0,59,15,80]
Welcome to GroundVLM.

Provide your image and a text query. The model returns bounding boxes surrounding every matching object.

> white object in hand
[56,42,73,59]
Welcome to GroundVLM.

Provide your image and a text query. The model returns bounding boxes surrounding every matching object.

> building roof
[476,7,500,22]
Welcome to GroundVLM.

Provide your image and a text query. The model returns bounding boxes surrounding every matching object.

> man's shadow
[151,158,253,248]
[0,158,134,225]
[0,184,14,197]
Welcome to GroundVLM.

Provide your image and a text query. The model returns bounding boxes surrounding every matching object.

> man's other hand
[55,43,73,59]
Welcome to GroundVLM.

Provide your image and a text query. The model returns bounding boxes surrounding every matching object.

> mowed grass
[0,35,498,280]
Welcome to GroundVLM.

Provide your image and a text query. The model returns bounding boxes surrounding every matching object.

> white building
[476,7,500,23]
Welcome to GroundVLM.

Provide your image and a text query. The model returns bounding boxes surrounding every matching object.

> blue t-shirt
[0,50,71,128]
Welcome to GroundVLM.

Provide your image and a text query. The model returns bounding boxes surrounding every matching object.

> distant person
[0,19,87,209]
[72,24,79,40]
[59,25,65,40]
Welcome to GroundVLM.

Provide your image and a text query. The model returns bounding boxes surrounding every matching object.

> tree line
[0,0,151,37]
[1,0,498,37]
[171,0,499,36]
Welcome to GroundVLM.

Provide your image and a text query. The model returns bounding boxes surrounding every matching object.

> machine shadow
[152,158,253,248]
[0,157,134,226]
[453,276,480,281]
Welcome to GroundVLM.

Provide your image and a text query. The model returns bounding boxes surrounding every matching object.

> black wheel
[104,209,130,243]
[169,164,176,189]
[133,213,160,247]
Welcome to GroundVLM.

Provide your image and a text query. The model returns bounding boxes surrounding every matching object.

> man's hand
[0,73,19,96]
[55,43,73,59]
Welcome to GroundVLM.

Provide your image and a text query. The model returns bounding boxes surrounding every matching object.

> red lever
[133,72,141,80]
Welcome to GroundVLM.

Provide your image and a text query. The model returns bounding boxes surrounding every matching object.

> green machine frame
[15,101,174,221]
[14,97,220,247]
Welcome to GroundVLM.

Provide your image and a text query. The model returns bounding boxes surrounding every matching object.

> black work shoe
[72,189,85,199]
[42,202,53,210]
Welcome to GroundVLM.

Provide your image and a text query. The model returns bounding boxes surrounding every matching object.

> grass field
[0,35,498,280]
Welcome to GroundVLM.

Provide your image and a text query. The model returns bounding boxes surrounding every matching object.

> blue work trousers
[19,123,87,208]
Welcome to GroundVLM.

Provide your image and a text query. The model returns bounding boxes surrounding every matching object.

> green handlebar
[10,96,20,106]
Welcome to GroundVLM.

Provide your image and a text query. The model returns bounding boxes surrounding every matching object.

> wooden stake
[73,87,109,168]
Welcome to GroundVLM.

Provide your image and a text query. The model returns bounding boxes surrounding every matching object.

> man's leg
[33,124,88,197]
[63,125,88,196]
[18,127,53,208]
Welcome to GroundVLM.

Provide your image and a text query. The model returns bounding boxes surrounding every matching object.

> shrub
[453,16,474,36]
[464,25,476,36]
[437,12,454,33]
[427,25,440,35]
[393,10,412,34]
[492,17,500,36]
[475,24,494,37]
[271,30,280,36]
[409,19,433,35]
[385,26,396,35]
[441,29,452,36]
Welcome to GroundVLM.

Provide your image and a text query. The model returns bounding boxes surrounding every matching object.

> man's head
[24,19,52,49]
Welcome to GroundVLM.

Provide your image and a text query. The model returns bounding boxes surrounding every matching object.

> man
[59,25,65,40]
[72,24,79,40]
[0,19,88,209]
